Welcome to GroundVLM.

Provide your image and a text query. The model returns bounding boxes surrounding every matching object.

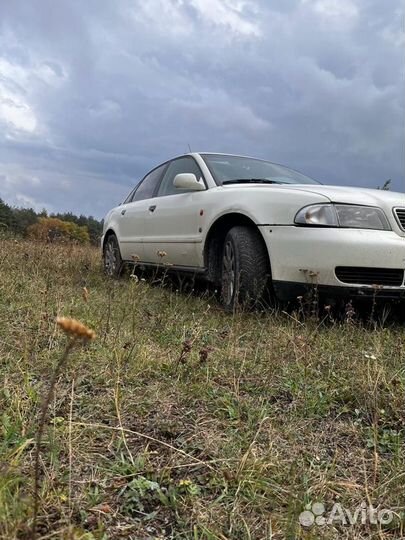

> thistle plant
[32,317,96,539]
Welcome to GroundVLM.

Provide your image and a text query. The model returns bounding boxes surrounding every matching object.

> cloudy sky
[0,0,404,218]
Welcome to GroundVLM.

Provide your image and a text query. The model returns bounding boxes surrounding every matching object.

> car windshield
[201,154,321,185]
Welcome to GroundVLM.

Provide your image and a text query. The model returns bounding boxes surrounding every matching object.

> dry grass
[0,236,404,539]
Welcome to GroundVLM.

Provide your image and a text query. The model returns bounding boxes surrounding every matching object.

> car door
[117,164,167,261]
[143,156,207,267]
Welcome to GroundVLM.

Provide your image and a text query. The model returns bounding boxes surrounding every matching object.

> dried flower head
[157,250,167,258]
[131,254,140,262]
[56,317,96,340]
[199,346,213,364]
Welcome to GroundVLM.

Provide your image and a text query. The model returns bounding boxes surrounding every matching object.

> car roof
[180,152,272,162]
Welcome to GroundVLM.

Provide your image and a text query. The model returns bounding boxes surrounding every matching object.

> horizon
[0,151,402,220]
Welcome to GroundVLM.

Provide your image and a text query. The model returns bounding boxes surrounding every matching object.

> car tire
[220,226,269,311]
[103,234,123,277]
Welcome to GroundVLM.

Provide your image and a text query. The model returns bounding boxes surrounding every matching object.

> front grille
[335,267,404,287]
[394,208,405,231]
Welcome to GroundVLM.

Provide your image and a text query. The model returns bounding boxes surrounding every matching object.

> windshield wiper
[222,178,286,185]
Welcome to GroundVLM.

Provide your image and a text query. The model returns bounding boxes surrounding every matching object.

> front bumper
[272,281,405,303]
[260,226,405,299]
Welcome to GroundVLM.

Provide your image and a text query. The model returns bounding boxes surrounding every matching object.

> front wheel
[103,234,123,277]
[220,226,269,311]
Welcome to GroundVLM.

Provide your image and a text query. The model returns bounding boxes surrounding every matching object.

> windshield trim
[200,153,322,186]
[222,178,288,185]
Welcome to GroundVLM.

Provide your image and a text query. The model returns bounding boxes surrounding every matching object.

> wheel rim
[222,240,236,305]
[104,238,117,275]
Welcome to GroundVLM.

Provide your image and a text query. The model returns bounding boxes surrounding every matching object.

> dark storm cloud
[0,0,403,217]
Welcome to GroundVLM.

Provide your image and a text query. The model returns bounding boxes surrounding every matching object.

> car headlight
[295,204,391,230]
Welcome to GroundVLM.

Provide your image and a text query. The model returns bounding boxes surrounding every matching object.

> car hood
[221,182,405,230]
[285,184,405,207]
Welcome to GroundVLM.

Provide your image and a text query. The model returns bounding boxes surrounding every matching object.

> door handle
[149,205,157,213]
[121,209,126,215]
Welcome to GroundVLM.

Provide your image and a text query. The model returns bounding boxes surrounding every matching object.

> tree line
[0,198,103,245]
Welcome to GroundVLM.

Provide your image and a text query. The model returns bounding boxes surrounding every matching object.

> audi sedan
[102,153,405,310]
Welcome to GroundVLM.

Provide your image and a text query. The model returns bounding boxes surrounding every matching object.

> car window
[201,154,321,185]
[157,157,204,197]
[131,164,167,202]
[123,187,136,204]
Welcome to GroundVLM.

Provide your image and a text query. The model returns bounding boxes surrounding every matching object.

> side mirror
[173,173,205,191]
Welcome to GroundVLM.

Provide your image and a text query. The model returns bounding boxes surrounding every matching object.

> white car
[102,153,405,310]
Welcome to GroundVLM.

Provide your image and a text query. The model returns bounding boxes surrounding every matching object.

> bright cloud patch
[0,56,66,135]
[189,0,260,36]
[0,59,37,132]
[302,0,358,20]
[0,90,37,132]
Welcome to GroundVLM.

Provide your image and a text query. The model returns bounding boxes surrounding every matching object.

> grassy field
[0,236,404,540]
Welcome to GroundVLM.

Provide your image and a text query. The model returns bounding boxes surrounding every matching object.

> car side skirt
[124,260,207,275]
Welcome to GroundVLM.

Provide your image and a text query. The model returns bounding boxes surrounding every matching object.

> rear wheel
[220,226,269,311]
[103,234,123,277]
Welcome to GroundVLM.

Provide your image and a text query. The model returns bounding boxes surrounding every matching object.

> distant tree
[0,198,13,229]
[50,212,103,245]
[85,216,103,245]
[12,207,38,235]
[27,217,90,244]
[0,196,102,242]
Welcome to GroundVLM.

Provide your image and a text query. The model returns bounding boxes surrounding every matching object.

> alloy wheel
[222,239,236,305]
[104,238,118,276]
